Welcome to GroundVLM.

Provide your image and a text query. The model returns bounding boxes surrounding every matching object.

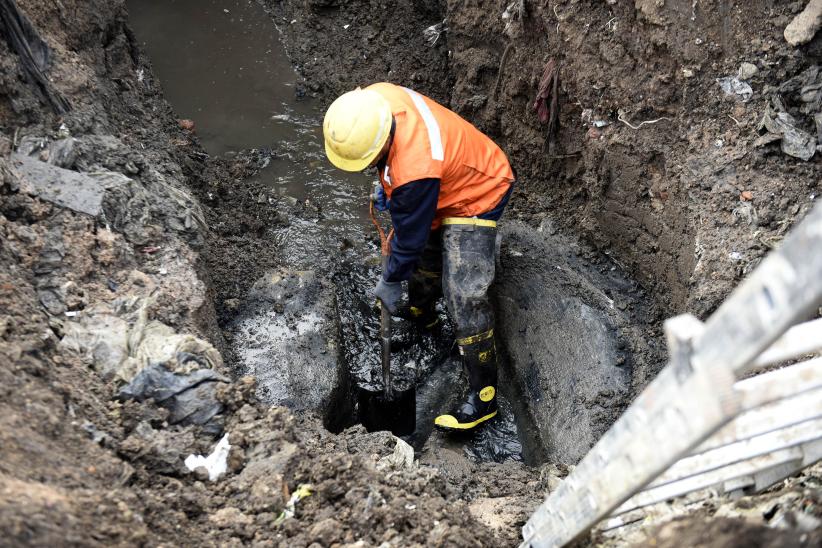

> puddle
[127,0,539,463]
[127,0,372,245]
[128,0,302,155]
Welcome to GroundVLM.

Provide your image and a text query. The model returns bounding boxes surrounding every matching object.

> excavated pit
[3,0,821,545]
[127,0,661,468]
[128,0,549,464]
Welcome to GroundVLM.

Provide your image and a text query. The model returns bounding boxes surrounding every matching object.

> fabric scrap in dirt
[533,57,560,138]
[757,100,818,161]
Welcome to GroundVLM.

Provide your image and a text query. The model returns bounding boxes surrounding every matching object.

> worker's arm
[384,178,440,282]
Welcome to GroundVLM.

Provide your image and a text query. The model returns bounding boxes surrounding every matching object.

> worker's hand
[374,277,403,315]
[371,183,389,212]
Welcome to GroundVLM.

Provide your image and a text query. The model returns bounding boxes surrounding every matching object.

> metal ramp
[521,201,822,547]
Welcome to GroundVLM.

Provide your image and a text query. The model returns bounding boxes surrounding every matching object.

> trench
[128,0,541,464]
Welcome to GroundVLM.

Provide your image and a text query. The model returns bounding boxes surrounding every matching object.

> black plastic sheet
[0,0,70,113]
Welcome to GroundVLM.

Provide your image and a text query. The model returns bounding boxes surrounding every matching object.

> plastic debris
[61,299,223,382]
[17,135,77,168]
[0,0,70,113]
[377,437,415,471]
[423,21,446,46]
[580,112,610,129]
[118,363,228,428]
[502,0,525,35]
[274,483,313,525]
[184,433,231,481]
[60,313,130,378]
[61,297,227,431]
[716,76,753,102]
[757,102,817,161]
[9,153,129,216]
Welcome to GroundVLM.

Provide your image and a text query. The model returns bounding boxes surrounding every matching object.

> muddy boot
[434,331,498,430]
[436,219,499,430]
[407,228,443,330]
[408,298,440,330]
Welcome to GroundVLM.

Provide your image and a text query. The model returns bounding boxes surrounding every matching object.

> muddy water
[127,0,533,463]
[128,0,304,155]
[127,0,372,238]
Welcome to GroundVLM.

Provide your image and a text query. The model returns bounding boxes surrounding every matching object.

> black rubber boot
[408,301,440,329]
[436,220,499,430]
[407,228,443,330]
[434,331,498,430]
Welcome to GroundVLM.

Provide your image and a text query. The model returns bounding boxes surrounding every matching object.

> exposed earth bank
[1,0,821,547]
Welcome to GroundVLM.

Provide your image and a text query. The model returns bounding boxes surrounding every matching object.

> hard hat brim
[324,136,385,172]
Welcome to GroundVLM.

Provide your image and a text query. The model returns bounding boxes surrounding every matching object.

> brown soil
[2,0,821,547]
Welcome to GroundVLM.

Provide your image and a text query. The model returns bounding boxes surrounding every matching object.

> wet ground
[127,0,531,463]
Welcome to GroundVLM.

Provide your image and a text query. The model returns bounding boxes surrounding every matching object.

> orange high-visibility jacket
[368,83,513,227]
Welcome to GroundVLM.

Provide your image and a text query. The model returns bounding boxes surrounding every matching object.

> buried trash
[756,65,822,160]
[717,76,753,102]
[0,0,71,113]
[376,437,415,471]
[184,433,231,481]
[10,152,129,217]
[118,363,228,430]
[274,484,314,526]
[61,296,228,431]
[757,101,817,160]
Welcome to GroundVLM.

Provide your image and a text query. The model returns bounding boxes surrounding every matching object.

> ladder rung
[752,317,822,370]
[613,440,820,515]
[735,357,822,409]
[696,385,822,452]
[648,417,822,489]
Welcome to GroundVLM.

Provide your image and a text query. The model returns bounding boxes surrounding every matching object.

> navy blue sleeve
[383,178,440,282]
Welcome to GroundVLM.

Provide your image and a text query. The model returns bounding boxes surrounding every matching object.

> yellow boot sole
[433,410,498,430]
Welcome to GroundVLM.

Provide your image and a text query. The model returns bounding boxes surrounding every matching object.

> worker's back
[368,82,513,223]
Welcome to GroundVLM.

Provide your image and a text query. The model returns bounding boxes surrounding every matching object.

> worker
[322,83,514,431]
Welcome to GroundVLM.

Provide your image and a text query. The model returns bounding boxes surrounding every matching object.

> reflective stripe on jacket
[368,83,513,228]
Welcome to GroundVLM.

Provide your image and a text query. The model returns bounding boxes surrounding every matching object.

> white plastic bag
[185,434,230,481]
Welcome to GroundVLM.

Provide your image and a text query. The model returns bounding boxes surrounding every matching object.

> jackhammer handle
[380,254,392,398]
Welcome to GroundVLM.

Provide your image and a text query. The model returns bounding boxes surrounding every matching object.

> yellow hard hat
[323,88,392,172]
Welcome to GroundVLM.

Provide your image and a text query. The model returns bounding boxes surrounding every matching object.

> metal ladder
[521,201,822,547]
